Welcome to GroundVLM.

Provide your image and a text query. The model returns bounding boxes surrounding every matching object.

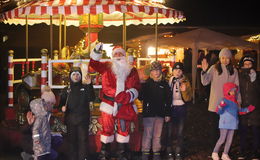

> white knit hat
[219,48,232,58]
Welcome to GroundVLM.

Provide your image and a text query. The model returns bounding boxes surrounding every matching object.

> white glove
[94,42,103,54]
[249,69,256,82]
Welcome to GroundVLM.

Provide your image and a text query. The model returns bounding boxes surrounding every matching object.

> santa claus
[89,43,140,160]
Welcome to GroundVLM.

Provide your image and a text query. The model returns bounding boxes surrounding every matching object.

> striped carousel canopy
[1,0,185,26]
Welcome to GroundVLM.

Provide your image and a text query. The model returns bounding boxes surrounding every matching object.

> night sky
[0,0,259,56]
[167,0,260,27]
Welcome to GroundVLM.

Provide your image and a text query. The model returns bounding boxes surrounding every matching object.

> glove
[219,101,226,107]
[94,42,103,54]
[248,105,255,112]
[115,91,131,105]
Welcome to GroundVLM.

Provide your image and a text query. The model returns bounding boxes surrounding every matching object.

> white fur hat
[112,46,126,57]
[219,48,232,58]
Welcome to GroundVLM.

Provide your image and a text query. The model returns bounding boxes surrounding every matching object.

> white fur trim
[100,102,113,115]
[127,88,138,103]
[116,133,130,143]
[112,48,126,57]
[113,103,118,116]
[90,50,102,61]
[133,104,138,113]
[116,76,125,95]
[101,134,114,143]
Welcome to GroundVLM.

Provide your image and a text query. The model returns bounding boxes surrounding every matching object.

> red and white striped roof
[1,0,185,26]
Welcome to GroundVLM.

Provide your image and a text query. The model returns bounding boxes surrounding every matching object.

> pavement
[0,98,258,160]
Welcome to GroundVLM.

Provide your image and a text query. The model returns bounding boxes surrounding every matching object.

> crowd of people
[21,44,260,160]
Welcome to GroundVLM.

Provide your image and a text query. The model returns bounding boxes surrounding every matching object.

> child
[30,86,56,160]
[238,55,260,159]
[211,82,255,160]
[166,62,192,160]
[59,67,95,160]
[138,61,172,160]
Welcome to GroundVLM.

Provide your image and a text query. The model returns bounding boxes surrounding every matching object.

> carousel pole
[88,14,91,54]
[8,50,14,107]
[123,13,126,50]
[64,16,67,47]
[50,15,53,59]
[59,15,62,56]
[155,13,158,61]
[258,40,260,71]
[41,49,48,90]
[25,15,29,73]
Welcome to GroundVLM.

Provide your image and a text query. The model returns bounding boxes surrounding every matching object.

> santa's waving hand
[89,42,140,160]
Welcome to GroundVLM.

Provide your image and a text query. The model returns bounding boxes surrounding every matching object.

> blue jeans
[142,117,164,152]
[171,105,187,154]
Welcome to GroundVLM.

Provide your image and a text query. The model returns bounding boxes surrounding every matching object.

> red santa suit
[89,47,140,144]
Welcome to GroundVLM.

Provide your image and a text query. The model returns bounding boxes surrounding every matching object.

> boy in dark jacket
[238,55,260,160]
[139,61,172,160]
[59,67,95,160]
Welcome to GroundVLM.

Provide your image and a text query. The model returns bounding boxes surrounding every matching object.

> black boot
[153,152,161,160]
[141,151,150,160]
[98,143,111,160]
[165,146,174,160]
[116,143,129,160]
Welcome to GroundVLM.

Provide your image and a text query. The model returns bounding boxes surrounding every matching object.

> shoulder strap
[170,77,175,91]
[65,85,71,107]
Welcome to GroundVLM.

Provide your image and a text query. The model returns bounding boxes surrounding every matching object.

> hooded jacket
[59,67,95,125]
[216,83,250,130]
[30,98,51,157]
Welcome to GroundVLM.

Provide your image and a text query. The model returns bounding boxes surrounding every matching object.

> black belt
[103,94,115,102]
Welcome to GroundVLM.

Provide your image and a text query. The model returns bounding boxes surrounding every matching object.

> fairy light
[247,34,260,42]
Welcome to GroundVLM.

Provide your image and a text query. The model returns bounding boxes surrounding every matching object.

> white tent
[144,28,257,103]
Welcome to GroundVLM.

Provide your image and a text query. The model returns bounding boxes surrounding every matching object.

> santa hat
[112,46,126,57]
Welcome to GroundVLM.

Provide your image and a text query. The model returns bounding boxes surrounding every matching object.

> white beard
[112,56,132,95]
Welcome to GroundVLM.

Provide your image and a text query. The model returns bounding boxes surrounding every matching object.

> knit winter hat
[219,48,232,58]
[150,61,162,71]
[241,55,255,64]
[172,62,184,71]
[41,86,56,105]
[69,67,82,83]
[112,46,126,57]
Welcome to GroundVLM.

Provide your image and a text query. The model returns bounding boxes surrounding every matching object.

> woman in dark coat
[238,55,260,160]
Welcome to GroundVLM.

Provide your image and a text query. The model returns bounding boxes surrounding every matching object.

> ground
[0,99,255,160]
